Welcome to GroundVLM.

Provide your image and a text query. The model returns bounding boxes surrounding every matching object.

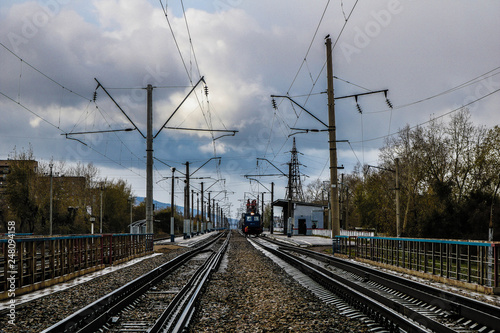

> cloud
[1,0,499,216]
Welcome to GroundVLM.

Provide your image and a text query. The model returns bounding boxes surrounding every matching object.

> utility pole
[184,162,190,238]
[207,192,211,232]
[196,192,200,234]
[170,167,175,242]
[49,163,53,236]
[326,36,340,238]
[212,198,216,231]
[395,158,400,237]
[100,183,103,234]
[287,162,293,237]
[201,182,205,233]
[146,84,154,235]
[271,182,274,234]
[261,192,265,222]
[191,189,194,236]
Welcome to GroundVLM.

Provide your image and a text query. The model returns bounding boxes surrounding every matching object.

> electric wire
[352,87,500,144]
[0,41,91,101]
[93,102,146,163]
[0,90,64,132]
[159,0,192,83]
[365,68,500,114]
[286,0,331,95]
[266,0,360,171]
[180,0,202,80]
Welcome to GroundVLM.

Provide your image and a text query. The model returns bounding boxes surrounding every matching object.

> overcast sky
[1,0,499,219]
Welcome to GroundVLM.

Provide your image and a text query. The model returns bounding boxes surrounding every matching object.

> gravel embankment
[191,231,369,332]
[0,245,190,332]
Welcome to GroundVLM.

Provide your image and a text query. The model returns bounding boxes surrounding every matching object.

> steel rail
[41,232,225,333]
[274,242,500,332]
[150,232,230,332]
[251,238,444,333]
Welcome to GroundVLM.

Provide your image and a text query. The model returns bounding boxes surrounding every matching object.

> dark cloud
[1,0,499,217]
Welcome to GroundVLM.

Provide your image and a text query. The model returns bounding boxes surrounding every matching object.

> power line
[352,87,500,144]
[180,0,202,80]
[286,0,331,95]
[0,90,64,132]
[0,41,90,101]
[267,1,360,166]
[365,67,500,114]
[158,0,193,84]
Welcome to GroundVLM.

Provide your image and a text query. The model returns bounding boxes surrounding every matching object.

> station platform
[262,232,333,247]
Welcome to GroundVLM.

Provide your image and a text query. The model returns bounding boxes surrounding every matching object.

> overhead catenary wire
[364,67,500,114]
[180,0,202,80]
[0,41,91,102]
[265,0,360,169]
[0,90,64,132]
[352,87,500,144]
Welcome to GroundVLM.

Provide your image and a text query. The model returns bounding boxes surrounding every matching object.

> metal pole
[184,162,190,239]
[261,192,265,227]
[100,184,103,234]
[287,163,293,238]
[213,202,216,230]
[208,192,211,232]
[201,182,204,233]
[171,167,175,243]
[271,182,274,234]
[49,163,53,236]
[146,84,154,235]
[395,158,401,237]
[326,36,340,237]
[130,197,133,227]
[191,189,194,237]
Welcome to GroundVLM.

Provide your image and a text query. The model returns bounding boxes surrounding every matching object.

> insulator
[271,98,277,109]
[356,103,363,114]
[204,85,209,96]
[93,91,97,102]
[386,98,393,109]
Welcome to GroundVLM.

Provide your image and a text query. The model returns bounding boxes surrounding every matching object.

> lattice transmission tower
[285,138,305,201]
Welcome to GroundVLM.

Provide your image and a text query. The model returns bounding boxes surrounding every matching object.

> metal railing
[336,236,499,291]
[0,233,153,298]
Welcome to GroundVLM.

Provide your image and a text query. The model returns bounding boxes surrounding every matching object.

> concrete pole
[271,182,274,234]
[395,158,401,237]
[201,182,204,233]
[146,84,154,235]
[326,36,340,238]
[191,189,194,236]
[100,184,103,234]
[207,193,211,231]
[49,163,53,236]
[130,197,133,227]
[287,163,293,238]
[170,167,175,242]
[212,198,216,231]
[196,192,199,234]
[184,162,190,239]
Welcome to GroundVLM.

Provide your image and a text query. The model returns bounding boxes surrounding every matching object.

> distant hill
[135,197,184,214]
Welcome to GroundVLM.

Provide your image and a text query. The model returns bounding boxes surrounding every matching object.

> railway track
[250,235,500,333]
[41,231,229,333]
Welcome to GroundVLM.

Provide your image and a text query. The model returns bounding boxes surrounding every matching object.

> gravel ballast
[190,231,368,332]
